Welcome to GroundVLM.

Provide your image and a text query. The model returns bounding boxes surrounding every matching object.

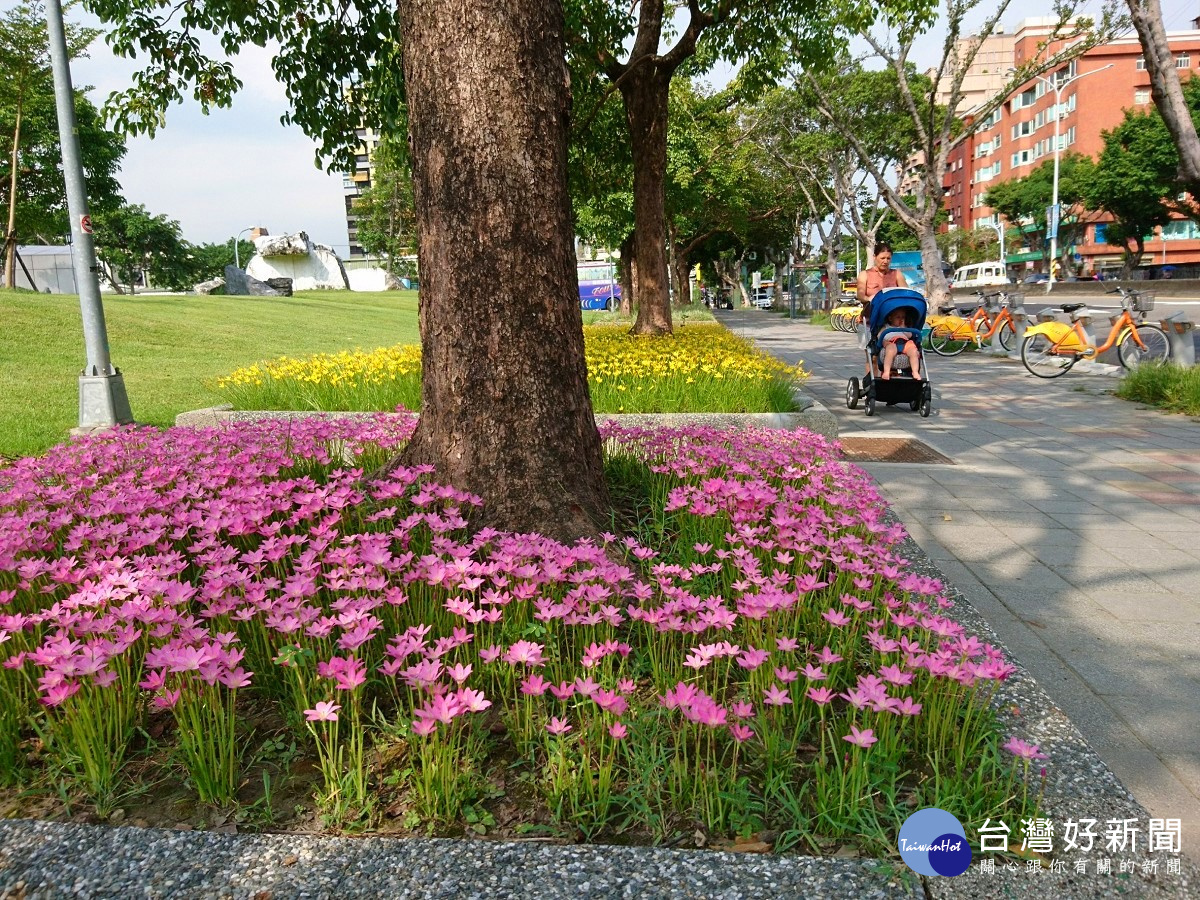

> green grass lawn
[0,289,419,458]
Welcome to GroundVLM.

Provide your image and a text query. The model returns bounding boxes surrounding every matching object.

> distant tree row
[1,1,252,293]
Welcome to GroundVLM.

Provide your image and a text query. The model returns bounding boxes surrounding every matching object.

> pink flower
[504,640,545,667]
[878,664,913,686]
[773,666,797,684]
[894,697,923,716]
[729,723,755,743]
[521,674,550,696]
[304,701,341,722]
[479,645,503,664]
[730,700,754,719]
[775,637,799,652]
[1003,737,1047,760]
[447,662,472,684]
[762,684,792,707]
[843,725,878,749]
[456,687,491,713]
[736,648,769,670]
[617,678,636,694]
[816,646,843,665]
[803,663,826,681]
[412,718,437,737]
[414,693,464,725]
[549,681,576,701]
[806,686,835,705]
[822,609,850,627]
[608,722,627,740]
[546,716,572,735]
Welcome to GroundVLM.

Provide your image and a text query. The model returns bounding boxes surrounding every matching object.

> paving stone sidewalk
[720,307,1200,856]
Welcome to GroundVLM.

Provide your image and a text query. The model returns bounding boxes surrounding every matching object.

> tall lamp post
[987,219,1006,276]
[233,227,259,269]
[45,0,133,431]
[1032,63,1112,291]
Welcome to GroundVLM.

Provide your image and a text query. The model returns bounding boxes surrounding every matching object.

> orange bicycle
[1019,287,1169,378]
[927,290,1020,356]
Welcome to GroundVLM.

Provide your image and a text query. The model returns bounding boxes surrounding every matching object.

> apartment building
[343,126,381,259]
[898,29,1014,198]
[945,21,1200,275]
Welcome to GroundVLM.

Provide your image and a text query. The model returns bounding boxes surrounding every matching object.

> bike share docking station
[1161,313,1196,367]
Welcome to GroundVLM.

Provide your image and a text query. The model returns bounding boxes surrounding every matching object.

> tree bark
[398,0,609,543]
[918,224,950,308]
[618,232,634,316]
[621,65,673,334]
[1128,0,1200,185]
[669,229,691,306]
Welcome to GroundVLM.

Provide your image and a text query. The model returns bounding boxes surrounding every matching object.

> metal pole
[233,226,255,268]
[1047,78,1063,292]
[45,0,132,429]
[1036,64,1113,292]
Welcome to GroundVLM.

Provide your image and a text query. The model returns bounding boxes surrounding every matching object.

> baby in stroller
[846,287,932,417]
[879,307,922,380]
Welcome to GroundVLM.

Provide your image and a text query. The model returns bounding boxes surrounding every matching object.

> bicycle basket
[1132,292,1155,312]
[1006,292,1025,306]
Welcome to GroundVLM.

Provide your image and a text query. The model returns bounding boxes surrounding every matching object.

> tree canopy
[1,1,125,285]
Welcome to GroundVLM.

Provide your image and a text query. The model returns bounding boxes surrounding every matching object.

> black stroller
[845,288,932,418]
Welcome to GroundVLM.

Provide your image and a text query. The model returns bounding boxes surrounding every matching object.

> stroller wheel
[910,398,921,412]
[864,393,876,417]
[845,377,860,410]
[920,384,932,418]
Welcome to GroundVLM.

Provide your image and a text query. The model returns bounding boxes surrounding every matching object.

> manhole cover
[838,437,953,464]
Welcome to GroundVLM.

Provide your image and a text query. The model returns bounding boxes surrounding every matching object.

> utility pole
[45,0,132,431]
[1033,62,1112,292]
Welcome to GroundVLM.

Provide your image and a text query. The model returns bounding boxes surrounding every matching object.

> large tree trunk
[1128,0,1200,185]
[398,0,609,543]
[621,67,673,335]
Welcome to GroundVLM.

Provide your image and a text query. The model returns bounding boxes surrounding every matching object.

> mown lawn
[0,289,419,458]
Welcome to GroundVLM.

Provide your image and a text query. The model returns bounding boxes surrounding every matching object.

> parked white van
[951,262,1010,290]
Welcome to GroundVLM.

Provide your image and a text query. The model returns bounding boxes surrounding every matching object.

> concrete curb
[173,391,840,442]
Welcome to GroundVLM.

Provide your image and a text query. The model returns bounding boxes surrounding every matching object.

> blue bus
[578,261,621,310]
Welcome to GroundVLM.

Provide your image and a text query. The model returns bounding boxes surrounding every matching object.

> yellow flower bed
[214,323,805,413]
[216,345,423,391]
[583,323,802,382]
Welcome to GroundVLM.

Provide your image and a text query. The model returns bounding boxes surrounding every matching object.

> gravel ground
[0,494,1196,899]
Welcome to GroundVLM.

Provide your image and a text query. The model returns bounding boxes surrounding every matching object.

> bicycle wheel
[1118,324,1170,369]
[1021,334,1073,379]
[929,321,971,356]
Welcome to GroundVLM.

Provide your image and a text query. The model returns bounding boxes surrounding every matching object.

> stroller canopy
[869,288,928,335]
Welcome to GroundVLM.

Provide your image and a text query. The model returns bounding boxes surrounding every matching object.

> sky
[16,0,1199,255]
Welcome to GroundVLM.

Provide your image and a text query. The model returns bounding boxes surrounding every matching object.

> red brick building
[942,20,1200,277]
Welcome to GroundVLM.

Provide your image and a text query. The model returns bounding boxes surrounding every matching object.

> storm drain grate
[838,437,953,465]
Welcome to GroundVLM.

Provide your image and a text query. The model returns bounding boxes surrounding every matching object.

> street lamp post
[233,227,259,269]
[45,0,133,431]
[1033,63,1112,291]
[988,219,1006,275]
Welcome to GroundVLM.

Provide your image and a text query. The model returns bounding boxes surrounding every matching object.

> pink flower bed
[0,417,1038,845]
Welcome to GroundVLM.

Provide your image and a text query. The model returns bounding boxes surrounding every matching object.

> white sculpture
[245,231,350,291]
